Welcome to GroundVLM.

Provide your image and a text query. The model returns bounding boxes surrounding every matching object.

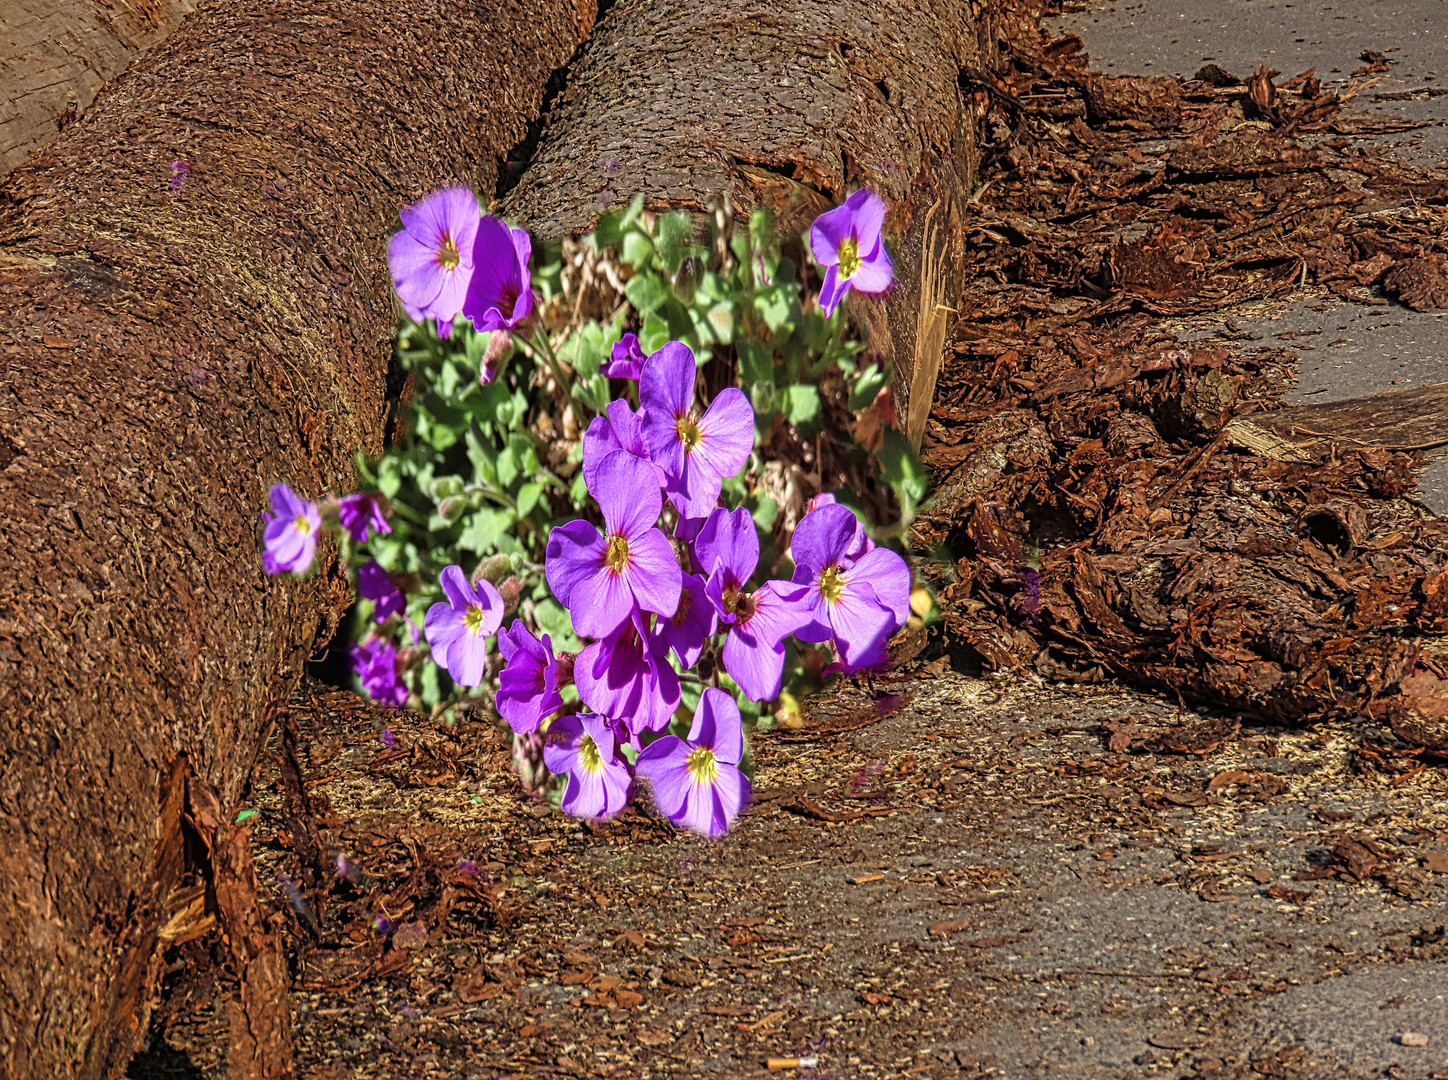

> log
[502,0,988,449]
[0,1,594,1076]
[0,0,197,181]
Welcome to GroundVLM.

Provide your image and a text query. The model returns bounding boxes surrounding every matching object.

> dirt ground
[126,0,1448,1075]
[135,669,1448,1080]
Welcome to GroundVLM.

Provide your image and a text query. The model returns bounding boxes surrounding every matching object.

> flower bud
[470,553,512,587]
[437,495,467,522]
[429,475,464,500]
[553,650,575,688]
[672,255,703,305]
[498,575,523,615]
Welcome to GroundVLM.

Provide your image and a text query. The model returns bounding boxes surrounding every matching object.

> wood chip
[848,873,885,884]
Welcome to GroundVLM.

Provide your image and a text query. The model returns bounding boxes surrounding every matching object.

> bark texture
[0,0,198,181]
[503,0,988,447]
[0,1,593,1076]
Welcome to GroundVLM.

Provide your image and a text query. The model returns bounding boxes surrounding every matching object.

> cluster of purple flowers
[259,184,904,839]
[463,339,909,837]
[260,485,413,705]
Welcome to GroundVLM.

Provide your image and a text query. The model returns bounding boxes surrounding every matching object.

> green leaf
[516,480,544,519]
[625,270,668,315]
[879,430,929,519]
[377,457,402,499]
[495,441,519,488]
[850,362,889,410]
[639,313,672,354]
[750,494,779,532]
[782,384,820,427]
[655,211,693,276]
[533,598,580,653]
[620,231,655,271]
[458,507,517,555]
[753,286,793,334]
[738,341,773,390]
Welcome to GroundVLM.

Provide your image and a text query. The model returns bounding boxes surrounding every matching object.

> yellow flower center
[578,735,604,775]
[437,234,460,271]
[675,413,704,454]
[722,586,756,621]
[837,236,861,279]
[293,513,312,535]
[819,565,846,605]
[686,746,718,785]
[463,603,489,635]
[605,533,631,574]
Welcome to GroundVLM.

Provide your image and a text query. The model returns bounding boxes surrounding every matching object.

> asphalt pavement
[1049,0,1448,511]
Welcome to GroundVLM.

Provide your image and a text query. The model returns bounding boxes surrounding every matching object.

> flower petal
[818,263,850,317]
[708,763,752,835]
[445,627,489,686]
[424,602,465,659]
[544,518,606,610]
[845,187,888,253]
[690,686,744,763]
[791,502,862,577]
[825,578,896,668]
[847,546,911,628]
[691,388,754,487]
[745,579,815,647]
[438,564,474,610]
[849,241,893,295]
[635,735,692,818]
[638,340,696,420]
[591,449,663,539]
[721,625,788,702]
[808,201,856,266]
[622,526,683,624]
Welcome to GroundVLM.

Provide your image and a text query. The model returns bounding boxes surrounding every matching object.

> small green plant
[265,188,929,835]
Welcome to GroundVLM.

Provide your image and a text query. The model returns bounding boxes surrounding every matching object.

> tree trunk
[0,1,594,1077]
[502,0,988,448]
[0,0,198,181]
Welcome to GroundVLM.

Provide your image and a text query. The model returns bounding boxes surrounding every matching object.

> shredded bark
[910,0,1448,743]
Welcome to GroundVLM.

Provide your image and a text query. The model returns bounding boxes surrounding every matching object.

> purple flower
[339,492,391,543]
[635,687,751,838]
[462,215,534,332]
[696,507,811,701]
[789,503,909,669]
[170,160,190,194]
[573,613,681,739]
[582,399,665,493]
[659,572,717,669]
[350,638,408,708]
[808,188,894,317]
[601,332,647,380]
[805,493,872,560]
[388,187,481,338]
[638,342,755,518]
[545,450,682,640]
[261,483,321,575]
[544,713,633,820]
[424,565,504,686]
[358,560,405,623]
[496,621,564,734]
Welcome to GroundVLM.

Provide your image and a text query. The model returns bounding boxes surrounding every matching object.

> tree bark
[502,0,988,448]
[0,1,594,1077]
[0,0,198,181]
